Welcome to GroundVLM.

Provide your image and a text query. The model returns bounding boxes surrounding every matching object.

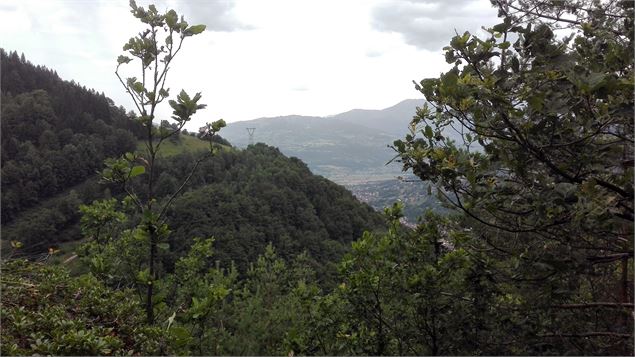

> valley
[220,99,444,222]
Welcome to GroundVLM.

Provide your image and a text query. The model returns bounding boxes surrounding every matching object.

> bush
[0,259,166,355]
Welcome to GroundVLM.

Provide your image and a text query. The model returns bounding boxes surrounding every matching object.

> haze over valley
[221,99,444,221]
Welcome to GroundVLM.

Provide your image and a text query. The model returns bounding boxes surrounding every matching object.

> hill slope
[162,144,385,278]
[1,51,386,277]
[0,49,143,223]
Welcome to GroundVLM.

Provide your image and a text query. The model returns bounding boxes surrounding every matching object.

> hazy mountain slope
[221,115,401,181]
[332,98,424,137]
[333,98,468,145]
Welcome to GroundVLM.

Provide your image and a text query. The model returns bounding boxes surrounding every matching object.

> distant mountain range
[221,99,448,222]
[221,99,425,184]
[329,99,422,137]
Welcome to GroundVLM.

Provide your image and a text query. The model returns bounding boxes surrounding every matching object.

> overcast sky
[0,0,499,129]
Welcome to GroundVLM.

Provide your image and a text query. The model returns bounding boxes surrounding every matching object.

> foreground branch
[538,332,632,338]
[552,303,634,310]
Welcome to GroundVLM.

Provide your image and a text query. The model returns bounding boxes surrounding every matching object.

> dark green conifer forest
[1,0,633,355]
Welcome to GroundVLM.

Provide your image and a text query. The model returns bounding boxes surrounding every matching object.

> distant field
[346,178,446,224]
[136,134,211,157]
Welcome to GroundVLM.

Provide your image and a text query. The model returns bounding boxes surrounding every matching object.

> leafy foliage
[392,0,634,354]
[0,259,165,356]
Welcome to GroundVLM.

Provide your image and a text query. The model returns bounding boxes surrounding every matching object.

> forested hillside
[0,50,385,274]
[1,49,144,223]
[109,144,385,279]
[165,144,384,275]
[1,0,633,356]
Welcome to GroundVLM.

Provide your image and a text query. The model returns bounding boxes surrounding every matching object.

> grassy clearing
[136,134,210,157]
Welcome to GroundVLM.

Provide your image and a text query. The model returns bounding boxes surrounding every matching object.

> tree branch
[552,303,634,309]
[538,332,632,338]
[158,153,208,222]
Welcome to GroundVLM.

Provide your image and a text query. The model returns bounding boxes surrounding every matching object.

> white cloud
[169,0,251,31]
[371,0,500,51]
[0,0,497,130]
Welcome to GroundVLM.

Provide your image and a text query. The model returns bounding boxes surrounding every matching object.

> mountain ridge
[221,97,469,185]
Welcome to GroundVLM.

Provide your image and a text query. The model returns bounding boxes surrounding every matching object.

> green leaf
[211,119,226,132]
[185,24,206,36]
[587,72,607,92]
[492,17,511,33]
[424,125,434,139]
[527,95,544,111]
[511,56,520,73]
[165,10,178,28]
[179,19,189,32]
[132,82,145,93]
[129,165,145,178]
[170,326,191,344]
[117,55,132,65]
[136,269,150,283]
[178,89,191,102]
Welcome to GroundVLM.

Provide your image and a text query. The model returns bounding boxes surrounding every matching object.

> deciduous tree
[100,0,226,323]
[393,0,633,353]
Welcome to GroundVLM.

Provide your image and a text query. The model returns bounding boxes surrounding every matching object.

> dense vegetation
[0,49,384,279]
[0,49,144,223]
[163,145,385,277]
[0,259,164,355]
[0,48,145,251]
[73,144,385,282]
[1,0,633,355]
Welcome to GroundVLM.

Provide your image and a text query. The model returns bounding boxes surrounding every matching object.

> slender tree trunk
[146,224,156,324]
[621,256,629,304]
[145,144,156,324]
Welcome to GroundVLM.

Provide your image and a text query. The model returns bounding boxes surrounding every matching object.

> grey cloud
[176,0,252,32]
[30,0,101,32]
[0,3,17,11]
[365,49,384,58]
[372,0,498,51]
[26,1,111,58]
